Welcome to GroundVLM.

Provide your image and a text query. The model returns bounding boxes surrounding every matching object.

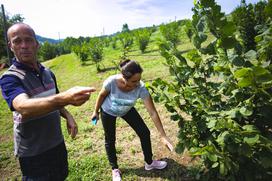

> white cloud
[1,0,261,39]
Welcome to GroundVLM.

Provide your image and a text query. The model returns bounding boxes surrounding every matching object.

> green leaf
[220,37,237,49]
[228,109,241,119]
[256,74,272,84]
[234,68,255,87]
[243,135,259,145]
[237,77,254,87]
[197,17,206,32]
[252,66,270,76]
[170,114,180,121]
[245,50,257,60]
[216,131,229,146]
[231,55,245,67]
[212,162,219,168]
[192,35,201,49]
[231,89,245,100]
[242,125,259,133]
[200,41,216,55]
[239,106,253,117]
[198,32,208,43]
[202,0,215,8]
[207,119,217,129]
[219,162,226,175]
[255,34,262,43]
[221,22,236,37]
[207,153,218,162]
[234,68,252,78]
[186,49,201,65]
[165,104,176,113]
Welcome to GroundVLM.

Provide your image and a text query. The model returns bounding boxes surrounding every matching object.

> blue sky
[2,0,262,39]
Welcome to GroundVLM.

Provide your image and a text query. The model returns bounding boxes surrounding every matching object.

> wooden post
[1,4,11,66]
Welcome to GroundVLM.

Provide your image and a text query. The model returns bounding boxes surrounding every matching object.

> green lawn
[0,28,198,180]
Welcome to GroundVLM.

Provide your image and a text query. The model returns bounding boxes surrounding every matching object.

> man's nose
[21,40,29,48]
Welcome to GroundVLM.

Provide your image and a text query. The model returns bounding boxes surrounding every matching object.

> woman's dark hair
[120,59,143,79]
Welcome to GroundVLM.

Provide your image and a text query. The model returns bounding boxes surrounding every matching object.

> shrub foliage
[150,0,272,180]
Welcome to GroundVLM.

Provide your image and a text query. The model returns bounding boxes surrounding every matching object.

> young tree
[135,28,152,53]
[72,42,89,65]
[232,0,257,51]
[160,21,181,48]
[61,37,81,54]
[118,32,134,60]
[88,37,104,71]
[0,13,24,62]
[254,0,268,26]
[38,41,58,61]
[122,23,130,33]
[151,0,272,180]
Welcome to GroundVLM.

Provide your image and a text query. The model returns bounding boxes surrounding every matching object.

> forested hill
[36,35,62,44]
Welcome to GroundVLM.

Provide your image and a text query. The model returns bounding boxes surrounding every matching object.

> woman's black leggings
[101,107,153,169]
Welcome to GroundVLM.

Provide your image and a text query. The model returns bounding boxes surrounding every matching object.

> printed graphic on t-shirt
[110,96,135,115]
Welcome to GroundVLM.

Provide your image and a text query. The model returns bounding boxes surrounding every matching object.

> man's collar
[12,58,45,73]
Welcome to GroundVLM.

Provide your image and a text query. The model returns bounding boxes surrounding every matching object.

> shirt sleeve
[139,81,150,100]
[49,70,59,93]
[0,75,26,111]
[102,76,114,92]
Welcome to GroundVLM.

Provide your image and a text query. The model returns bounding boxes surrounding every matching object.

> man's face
[8,25,39,64]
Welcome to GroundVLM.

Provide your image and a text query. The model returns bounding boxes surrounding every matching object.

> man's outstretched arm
[13,86,96,119]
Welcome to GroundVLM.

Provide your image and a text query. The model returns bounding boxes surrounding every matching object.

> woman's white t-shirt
[101,74,150,117]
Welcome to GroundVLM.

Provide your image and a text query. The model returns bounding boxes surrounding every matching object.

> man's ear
[8,41,14,52]
[36,40,40,49]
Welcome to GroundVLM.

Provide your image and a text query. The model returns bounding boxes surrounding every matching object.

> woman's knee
[138,127,150,138]
[105,136,116,145]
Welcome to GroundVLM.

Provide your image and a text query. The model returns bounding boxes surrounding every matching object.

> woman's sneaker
[145,160,167,170]
[112,169,122,181]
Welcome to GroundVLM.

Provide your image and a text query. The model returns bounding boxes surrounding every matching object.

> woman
[91,59,173,181]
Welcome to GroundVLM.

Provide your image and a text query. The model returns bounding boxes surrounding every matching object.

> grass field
[0,27,200,180]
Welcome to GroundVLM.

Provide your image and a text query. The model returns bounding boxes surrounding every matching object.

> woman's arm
[91,87,109,120]
[143,95,173,151]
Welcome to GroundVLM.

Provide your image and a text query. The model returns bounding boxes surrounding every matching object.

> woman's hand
[161,136,174,152]
[91,111,99,123]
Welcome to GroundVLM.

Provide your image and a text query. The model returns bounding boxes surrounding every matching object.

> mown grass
[0,27,199,180]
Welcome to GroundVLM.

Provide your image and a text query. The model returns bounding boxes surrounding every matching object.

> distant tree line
[0,12,24,65]
[1,6,199,69]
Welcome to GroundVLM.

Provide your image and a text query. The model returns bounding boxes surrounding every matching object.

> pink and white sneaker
[145,160,167,170]
[112,169,122,181]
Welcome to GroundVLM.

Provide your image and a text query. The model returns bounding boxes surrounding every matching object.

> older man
[0,23,95,180]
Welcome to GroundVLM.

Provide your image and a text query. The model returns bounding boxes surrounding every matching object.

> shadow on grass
[81,60,96,66]
[130,54,161,57]
[48,65,56,70]
[98,66,119,73]
[144,49,160,54]
[128,48,193,57]
[122,158,195,181]
[80,60,119,72]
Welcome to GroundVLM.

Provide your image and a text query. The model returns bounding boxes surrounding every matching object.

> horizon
[2,0,262,39]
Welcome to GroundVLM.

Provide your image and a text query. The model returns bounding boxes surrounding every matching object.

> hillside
[36,34,62,44]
